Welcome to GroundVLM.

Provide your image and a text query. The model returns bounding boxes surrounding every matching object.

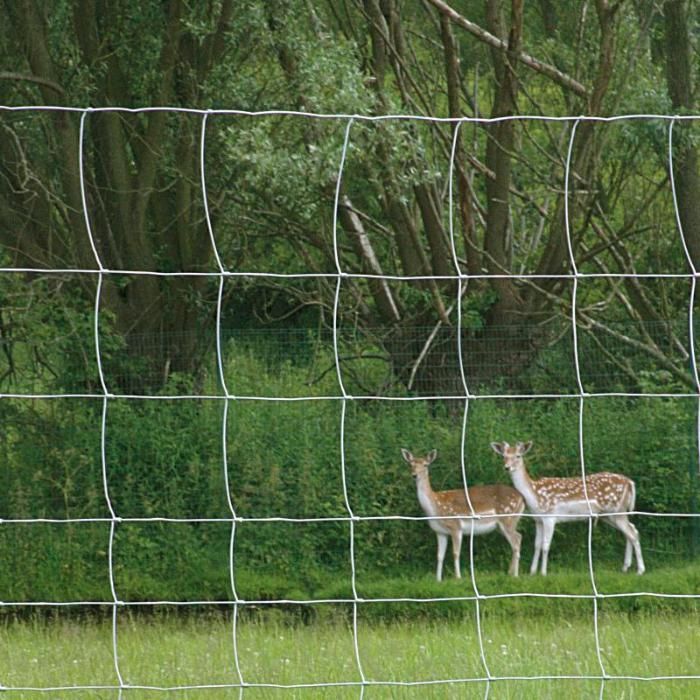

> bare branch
[0,71,65,95]
[425,0,589,98]
[338,194,402,323]
[407,282,468,390]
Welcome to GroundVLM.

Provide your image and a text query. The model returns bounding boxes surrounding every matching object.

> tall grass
[2,609,698,699]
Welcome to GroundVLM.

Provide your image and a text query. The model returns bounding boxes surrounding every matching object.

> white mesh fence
[0,106,699,697]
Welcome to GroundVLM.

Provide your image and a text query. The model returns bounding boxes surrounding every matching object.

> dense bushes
[0,342,698,605]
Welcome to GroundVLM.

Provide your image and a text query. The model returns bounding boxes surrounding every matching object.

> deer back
[434,484,524,517]
[534,472,634,513]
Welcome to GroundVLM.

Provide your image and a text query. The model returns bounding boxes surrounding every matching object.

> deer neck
[415,470,439,517]
[510,463,541,512]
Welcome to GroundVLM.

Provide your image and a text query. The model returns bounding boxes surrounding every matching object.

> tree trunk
[663,0,700,269]
[484,0,524,325]
[0,1,233,391]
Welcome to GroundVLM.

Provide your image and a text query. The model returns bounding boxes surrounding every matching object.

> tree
[221,0,699,393]
[0,0,697,395]
[663,0,700,268]
[0,0,233,389]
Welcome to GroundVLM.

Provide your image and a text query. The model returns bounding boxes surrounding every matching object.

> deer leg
[540,518,556,576]
[602,515,629,571]
[436,533,448,581]
[630,522,645,574]
[451,528,463,579]
[497,518,522,577]
[530,520,543,575]
[604,515,645,575]
[623,538,633,572]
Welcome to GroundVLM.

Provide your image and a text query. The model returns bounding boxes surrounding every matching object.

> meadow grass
[1,606,698,699]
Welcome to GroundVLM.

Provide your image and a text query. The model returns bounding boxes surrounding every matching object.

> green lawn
[1,608,698,699]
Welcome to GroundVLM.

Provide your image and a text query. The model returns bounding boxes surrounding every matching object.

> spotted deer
[490,441,645,576]
[401,448,525,580]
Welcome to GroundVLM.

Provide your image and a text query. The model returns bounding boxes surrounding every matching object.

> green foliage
[1,342,699,605]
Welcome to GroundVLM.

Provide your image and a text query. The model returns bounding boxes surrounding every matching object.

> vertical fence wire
[200,111,246,696]
[332,117,367,696]
[79,109,125,695]
[450,118,492,698]
[562,118,608,696]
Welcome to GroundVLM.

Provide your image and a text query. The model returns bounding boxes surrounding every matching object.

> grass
[1,606,699,699]
[1,561,698,699]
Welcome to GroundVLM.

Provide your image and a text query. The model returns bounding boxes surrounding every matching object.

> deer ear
[490,442,505,455]
[401,448,413,463]
[519,441,533,454]
[426,449,437,464]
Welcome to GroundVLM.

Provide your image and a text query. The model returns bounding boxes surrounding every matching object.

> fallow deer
[402,448,525,579]
[491,441,645,576]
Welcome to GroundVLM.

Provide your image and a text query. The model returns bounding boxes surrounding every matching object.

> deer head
[401,448,437,478]
[490,441,533,473]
